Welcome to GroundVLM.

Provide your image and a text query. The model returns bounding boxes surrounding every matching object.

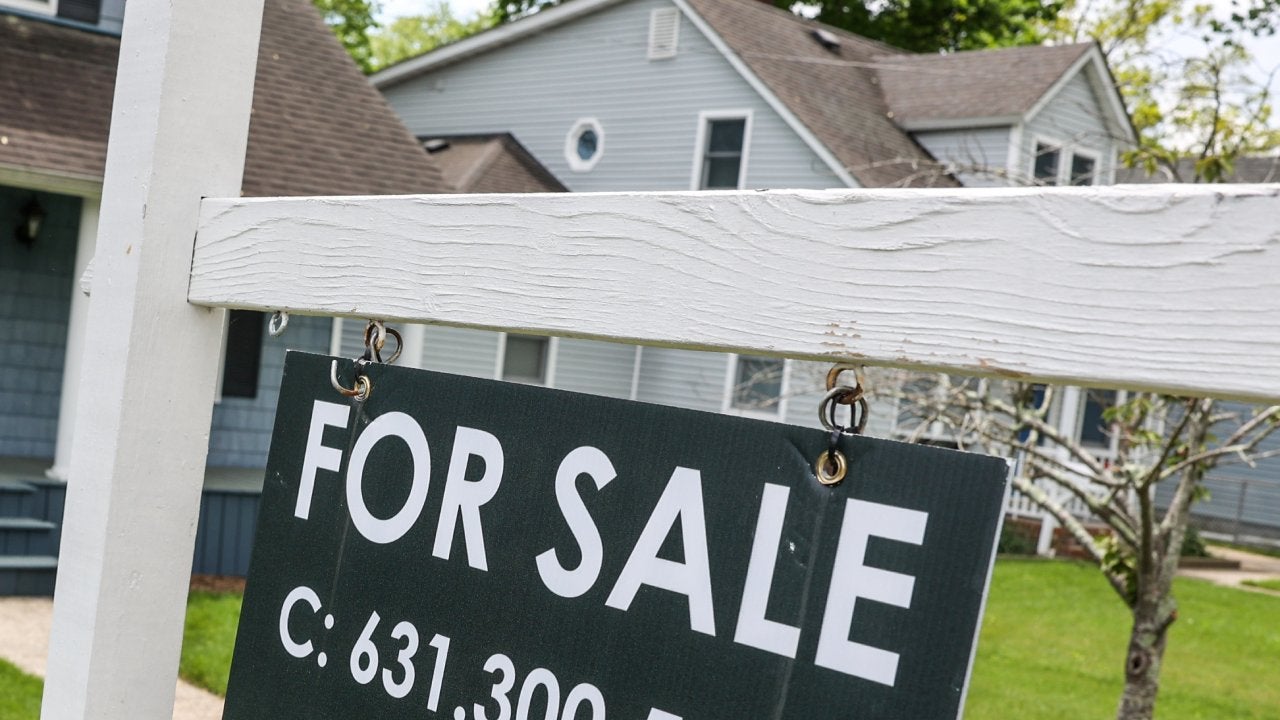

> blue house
[0,0,451,592]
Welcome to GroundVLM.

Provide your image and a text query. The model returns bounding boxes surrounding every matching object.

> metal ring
[330,360,372,401]
[364,321,387,353]
[819,387,868,434]
[268,310,289,337]
[826,365,864,404]
[382,328,403,365]
[815,450,847,486]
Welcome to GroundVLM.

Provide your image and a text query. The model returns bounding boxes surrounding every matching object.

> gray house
[368,0,1137,437]
[0,0,451,592]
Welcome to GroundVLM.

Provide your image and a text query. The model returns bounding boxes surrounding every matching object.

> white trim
[4,0,57,16]
[629,345,643,401]
[47,196,99,482]
[1067,147,1099,186]
[647,6,680,60]
[1031,134,1103,186]
[564,117,605,172]
[670,0,858,188]
[495,332,558,387]
[721,354,789,420]
[1004,122,1024,186]
[690,110,753,190]
[371,0,627,88]
[1025,46,1136,145]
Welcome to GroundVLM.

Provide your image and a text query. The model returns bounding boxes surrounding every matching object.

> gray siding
[1018,70,1116,184]
[99,0,124,32]
[206,314,332,467]
[421,325,501,378]
[0,187,80,459]
[381,0,843,192]
[555,338,635,398]
[634,347,726,413]
[913,128,1011,188]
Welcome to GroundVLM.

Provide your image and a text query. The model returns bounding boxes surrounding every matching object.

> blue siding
[206,314,332,467]
[1018,70,1117,184]
[914,128,1012,187]
[192,489,261,576]
[381,0,843,191]
[0,187,80,459]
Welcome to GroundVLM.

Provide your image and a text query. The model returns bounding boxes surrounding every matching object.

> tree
[796,0,1064,52]
[369,3,496,71]
[1049,0,1280,182]
[882,373,1280,720]
[313,0,382,73]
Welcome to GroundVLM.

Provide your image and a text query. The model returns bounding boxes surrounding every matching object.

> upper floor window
[6,0,101,23]
[500,333,553,386]
[1033,140,1099,186]
[726,354,786,417]
[694,113,751,190]
[565,118,604,172]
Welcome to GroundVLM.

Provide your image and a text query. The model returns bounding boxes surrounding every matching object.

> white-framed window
[723,353,788,418]
[1032,138,1099,186]
[647,7,680,60]
[496,332,557,386]
[691,111,752,190]
[5,0,58,16]
[564,118,604,172]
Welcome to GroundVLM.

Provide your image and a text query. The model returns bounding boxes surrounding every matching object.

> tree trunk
[1116,603,1173,720]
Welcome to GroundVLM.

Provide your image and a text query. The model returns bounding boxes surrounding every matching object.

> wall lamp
[15,196,45,248]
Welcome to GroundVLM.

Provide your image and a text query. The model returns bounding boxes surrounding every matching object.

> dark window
[1071,154,1097,186]
[1033,143,1059,185]
[576,129,599,161]
[700,118,746,189]
[221,310,264,399]
[503,334,548,384]
[731,355,783,412]
[1079,389,1117,447]
[58,0,101,24]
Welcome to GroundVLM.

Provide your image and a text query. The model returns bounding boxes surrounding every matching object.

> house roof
[873,42,1095,128]
[0,0,448,196]
[422,134,567,193]
[683,0,956,187]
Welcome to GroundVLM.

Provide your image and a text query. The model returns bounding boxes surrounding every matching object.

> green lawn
[0,658,41,720]
[1,562,1276,718]
[181,591,244,696]
[1243,578,1280,592]
[966,559,1280,719]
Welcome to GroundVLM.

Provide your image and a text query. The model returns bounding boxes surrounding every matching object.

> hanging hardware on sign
[268,310,289,337]
[815,364,868,486]
[330,320,403,402]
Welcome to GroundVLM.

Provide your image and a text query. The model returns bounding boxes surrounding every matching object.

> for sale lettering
[295,399,929,687]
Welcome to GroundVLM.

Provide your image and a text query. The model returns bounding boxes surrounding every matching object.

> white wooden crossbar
[192,187,1280,403]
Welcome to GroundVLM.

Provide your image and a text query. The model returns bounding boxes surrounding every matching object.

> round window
[565,118,604,172]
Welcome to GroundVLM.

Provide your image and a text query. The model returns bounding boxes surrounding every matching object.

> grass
[1243,578,1280,592]
[0,658,41,720]
[966,559,1280,719]
[180,591,244,696]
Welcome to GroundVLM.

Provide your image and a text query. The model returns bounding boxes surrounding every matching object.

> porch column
[46,196,99,482]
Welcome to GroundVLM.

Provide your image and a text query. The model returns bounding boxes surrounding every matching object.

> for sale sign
[224,352,1008,720]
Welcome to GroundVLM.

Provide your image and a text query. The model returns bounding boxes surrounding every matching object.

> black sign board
[225,352,1008,720]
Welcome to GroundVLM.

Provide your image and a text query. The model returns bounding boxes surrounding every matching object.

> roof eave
[371,0,628,88]
[898,115,1021,132]
[1024,44,1136,145]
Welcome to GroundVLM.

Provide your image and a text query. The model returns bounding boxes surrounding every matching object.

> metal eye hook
[268,310,289,337]
[819,386,868,434]
[330,360,371,401]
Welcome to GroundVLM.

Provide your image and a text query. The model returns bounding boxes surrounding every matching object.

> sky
[376,0,1280,105]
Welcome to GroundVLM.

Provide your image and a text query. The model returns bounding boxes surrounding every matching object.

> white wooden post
[47,197,100,481]
[41,0,264,717]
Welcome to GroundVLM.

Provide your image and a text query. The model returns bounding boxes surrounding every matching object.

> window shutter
[221,310,265,399]
[648,8,680,60]
[57,0,101,24]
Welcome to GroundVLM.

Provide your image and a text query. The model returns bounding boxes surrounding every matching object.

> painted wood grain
[191,185,1280,402]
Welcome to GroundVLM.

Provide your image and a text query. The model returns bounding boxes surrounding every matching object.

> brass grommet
[815,449,847,486]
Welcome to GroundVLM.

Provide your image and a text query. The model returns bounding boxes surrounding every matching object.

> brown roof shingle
[873,42,1094,127]
[423,134,566,193]
[0,0,448,196]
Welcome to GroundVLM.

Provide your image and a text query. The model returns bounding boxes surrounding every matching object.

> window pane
[503,335,547,384]
[1034,144,1059,185]
[732,356,783,411]
[702,156,742,189]
[576,129,598,161]
[708,119,745,153]
[1079,389,1117,447]
[1071,154,1096,186]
